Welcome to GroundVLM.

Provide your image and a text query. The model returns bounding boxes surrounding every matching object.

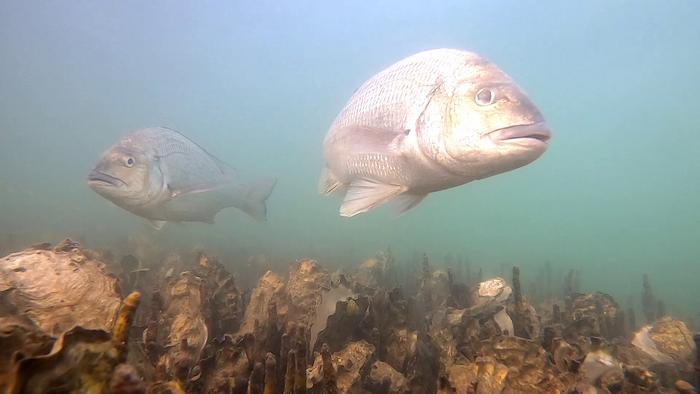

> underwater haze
[1,1,699,315]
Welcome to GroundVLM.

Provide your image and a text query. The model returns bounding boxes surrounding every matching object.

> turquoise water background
[1,1,698,316]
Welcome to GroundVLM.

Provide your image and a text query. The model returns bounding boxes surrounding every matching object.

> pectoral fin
[168,181,222,198]
[332,125,409,154]
[147,220,167,230]
[339,179,406,217]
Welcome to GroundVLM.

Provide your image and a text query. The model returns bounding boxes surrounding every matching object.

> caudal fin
[239,178,277,221]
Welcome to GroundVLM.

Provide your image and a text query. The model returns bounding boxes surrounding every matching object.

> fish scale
[140,128,229,193]
[89,127,276,226]
[321,48,551,217]
[331,49,469,133]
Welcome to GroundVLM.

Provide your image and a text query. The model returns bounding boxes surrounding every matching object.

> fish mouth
[87,170,125,188]
[489,122,551,144]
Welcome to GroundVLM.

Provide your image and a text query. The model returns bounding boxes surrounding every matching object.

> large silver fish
[88,127,276,229]
[320,48,551,217]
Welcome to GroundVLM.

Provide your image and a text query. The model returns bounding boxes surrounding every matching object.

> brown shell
[0,316,54,387]
[154,271,208,381]
[648,317,694,362]
[0,240,121,336]
[307,340,375,393]
[7,326,116,394]
[238,271,289,335]
[287,259,331,328]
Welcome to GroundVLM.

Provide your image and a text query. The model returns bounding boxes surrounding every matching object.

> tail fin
[239,178,277,221]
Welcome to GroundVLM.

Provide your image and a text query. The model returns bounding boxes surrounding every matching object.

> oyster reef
[1,241,697,393]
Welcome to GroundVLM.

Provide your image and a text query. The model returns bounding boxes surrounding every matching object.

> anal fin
[391,193,428,216]
[339,179,406,217]
[147,220,167,230]
[319,167,344,195]
[203,216,215,224]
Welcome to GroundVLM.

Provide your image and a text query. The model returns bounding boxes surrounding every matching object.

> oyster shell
[365,360,408,394]
[0,240,120,336]
[154,272,208,381]
[6,291,141,394]
[287,259,331,328]
[307,340,375,393]
[632,317,694,364]
[238,271,289,335]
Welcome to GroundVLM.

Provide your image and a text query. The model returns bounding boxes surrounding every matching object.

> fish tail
[236,178,277,222]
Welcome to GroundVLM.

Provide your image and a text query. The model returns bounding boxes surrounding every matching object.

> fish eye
[124,157,135,167]
[475,88,495,106]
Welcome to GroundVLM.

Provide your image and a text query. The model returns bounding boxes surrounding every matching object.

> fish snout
[87,167,125,188]
[488,122,551,145]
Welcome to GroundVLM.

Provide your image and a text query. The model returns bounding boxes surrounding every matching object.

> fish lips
[87,170,126,188]
[488,122,551,145]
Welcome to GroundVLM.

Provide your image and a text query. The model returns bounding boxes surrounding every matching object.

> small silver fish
[88,127,276,229]
[320,48,551,217]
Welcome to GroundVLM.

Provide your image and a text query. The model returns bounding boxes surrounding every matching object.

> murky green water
[1,1,698,317]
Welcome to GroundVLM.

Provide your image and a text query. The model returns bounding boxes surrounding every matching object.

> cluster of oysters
[0,239,697,394]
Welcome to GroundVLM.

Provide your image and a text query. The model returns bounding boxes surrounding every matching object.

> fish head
[420,54,551,179]
[87,140,164,208]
